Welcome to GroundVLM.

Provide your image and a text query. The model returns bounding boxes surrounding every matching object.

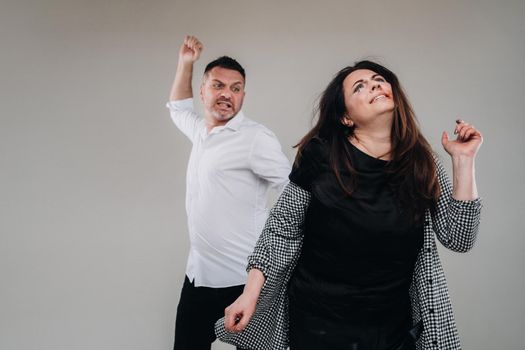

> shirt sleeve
[166,98,201,143]
[249,129,291,192]
[288,137,328,191]
[431,153,483,252]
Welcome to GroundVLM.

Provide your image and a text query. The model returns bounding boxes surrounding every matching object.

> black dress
[288,138,423,350]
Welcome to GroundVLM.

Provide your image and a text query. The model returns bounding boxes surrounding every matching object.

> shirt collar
[203,111,245,136]
[223,111,244,131]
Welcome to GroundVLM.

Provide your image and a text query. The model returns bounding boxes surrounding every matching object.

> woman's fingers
[454,120,480,142]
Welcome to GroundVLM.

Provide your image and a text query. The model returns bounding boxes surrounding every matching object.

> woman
[216,61,483,350]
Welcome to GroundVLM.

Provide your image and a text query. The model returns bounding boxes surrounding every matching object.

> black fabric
[288,138,424,349]
[214,178,482,350]
[174,276,247,350]
[289,137,329,191]
[289,299,416,350]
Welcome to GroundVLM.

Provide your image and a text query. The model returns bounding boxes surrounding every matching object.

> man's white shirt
[167,99,291,287]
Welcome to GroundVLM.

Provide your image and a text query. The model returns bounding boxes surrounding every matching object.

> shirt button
[432,340,438,345]
[426,248,432,253]
[428,279,433,285]
[429,308,435,314]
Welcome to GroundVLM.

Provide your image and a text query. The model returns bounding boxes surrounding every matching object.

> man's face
[200,67,245,125]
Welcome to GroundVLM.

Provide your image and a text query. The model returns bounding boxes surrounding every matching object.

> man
[167,35,291,350]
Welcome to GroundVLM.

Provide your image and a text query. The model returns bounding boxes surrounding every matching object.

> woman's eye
[354,84,364,93]
[375,77,385,82]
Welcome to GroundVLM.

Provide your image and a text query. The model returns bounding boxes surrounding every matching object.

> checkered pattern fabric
[215,155,482,350]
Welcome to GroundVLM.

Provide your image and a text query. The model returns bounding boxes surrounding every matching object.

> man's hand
[169,35,203,100]
[179,35,203,65]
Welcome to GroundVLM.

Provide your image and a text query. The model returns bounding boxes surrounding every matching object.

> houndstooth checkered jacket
[215,155,482,350]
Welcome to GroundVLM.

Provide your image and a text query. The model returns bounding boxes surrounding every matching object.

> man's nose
[220,91,232,98]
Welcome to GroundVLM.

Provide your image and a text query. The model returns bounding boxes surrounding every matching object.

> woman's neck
[351,129,392,160]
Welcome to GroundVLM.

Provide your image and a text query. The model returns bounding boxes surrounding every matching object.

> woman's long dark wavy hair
[295,60,440,221]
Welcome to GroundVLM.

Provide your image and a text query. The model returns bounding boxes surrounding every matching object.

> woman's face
[342,69,395,127]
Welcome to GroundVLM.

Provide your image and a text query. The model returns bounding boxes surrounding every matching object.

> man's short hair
[204,56,246,80]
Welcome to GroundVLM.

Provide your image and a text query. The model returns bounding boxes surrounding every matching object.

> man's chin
[214,111,237,121]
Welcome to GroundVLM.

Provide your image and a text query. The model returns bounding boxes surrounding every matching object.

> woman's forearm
[451,155,478,201]
[243,268,266,301]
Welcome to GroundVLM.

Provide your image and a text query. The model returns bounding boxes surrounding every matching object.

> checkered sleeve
[431,154,483,252]
[246,181,311,307]
[214,182,311,349]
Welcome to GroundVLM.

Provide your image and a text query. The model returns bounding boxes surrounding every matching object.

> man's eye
[213,83,222,89]
[232,87,240,93]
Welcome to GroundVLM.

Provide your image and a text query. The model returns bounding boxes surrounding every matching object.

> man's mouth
[217,101,233,109]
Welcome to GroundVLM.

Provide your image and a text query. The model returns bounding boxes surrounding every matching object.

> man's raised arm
[169,35,203,101]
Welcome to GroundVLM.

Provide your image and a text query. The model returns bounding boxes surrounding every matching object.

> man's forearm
[170,61,194,101]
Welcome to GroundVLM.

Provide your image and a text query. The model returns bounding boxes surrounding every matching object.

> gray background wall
[1,0,524,349]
